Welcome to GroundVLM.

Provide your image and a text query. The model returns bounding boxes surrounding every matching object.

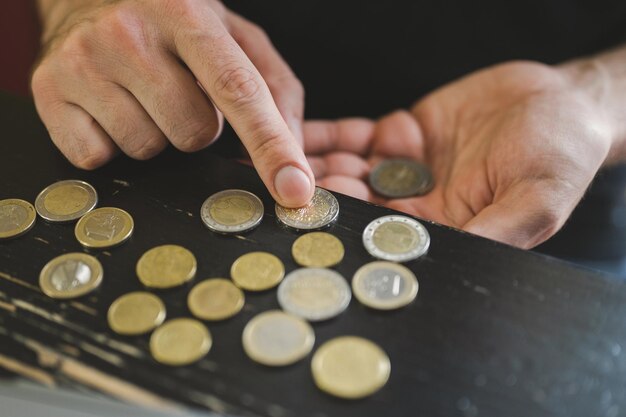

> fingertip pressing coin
[35,180,98,222]
[75,207,134,249]
[363,215,430,262]
[0,199,36,240]
[201,189,264,234]
[292,232,344,268]
[39,252,103,299]
[231,251,285,291]
[108,291,166,335]
[276,187,339,230]
[136,244,197,289]
[311,336,390,399]
[188,278,245,321]
[150,318,212,366]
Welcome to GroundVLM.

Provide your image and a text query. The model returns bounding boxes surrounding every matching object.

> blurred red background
[0,2,40,96]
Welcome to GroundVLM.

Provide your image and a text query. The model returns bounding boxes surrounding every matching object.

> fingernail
[274,165,312,207]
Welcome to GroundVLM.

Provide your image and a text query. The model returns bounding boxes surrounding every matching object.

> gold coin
[0,199,36,240]
[136,245,197,289]
[292,232,344,267]
[311,336,390,399]
[200,189,264,233]
[188,279,245,321]
[35,180,98,222]
[242,310,315,366]
[230,252,285,291]
[150,318,211,366]
[75,207,134,249]
[39,253,103,299]
[107,292,166,335]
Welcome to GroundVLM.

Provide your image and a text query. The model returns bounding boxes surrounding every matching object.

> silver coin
[352,261,418,310]
[39,253,103,299]
[275,187,339,230]
[35,180,98,222]
[277,268,351,321]
[242,310,315,366]
[362,215,430,262]
[369,159,434,198]
[200,189,264,234]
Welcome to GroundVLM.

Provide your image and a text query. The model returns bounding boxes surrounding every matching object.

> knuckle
[248,125,288,161]
[31,65,54,98]
[214,65,262,108]
[175,119,219,152]
[125,135,165,160]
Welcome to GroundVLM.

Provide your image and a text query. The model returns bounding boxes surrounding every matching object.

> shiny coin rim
[187,278,245,321]
[150,318,212,366]
[107,291,166,335]
[291,232,345,268]
[278,267,351,321]
[0,199,36,240]
[230,251,285,291]
[311,336,391,399]
[39,252,103,299]
[242,310,315,366]
[74,207,134,249]
[200,189,264,234]
[369,158,434,198]
[275,187,339,230]
[136,244,197,289]
[352,261,418,310]
[35,180,98,222]
[362,215,430,262]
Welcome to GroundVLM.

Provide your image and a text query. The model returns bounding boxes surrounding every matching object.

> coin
[35,180,98,222]
[107,292,166,335]
[369,159,434,198]
[242,310,315,366]
[188,278,245,321]
[275,187,339,230]
[136,245,197,289]
[150,318,212,366]
[352,261,418,310]
[230,252,285,291]
[0,199,36,240]
[39,253,103,299]
[201,189,264,234]
[277,268,351,321]
[292,232,344,268]
[362,215,430,262]
[75,207,134,249]
[311,336,391,399]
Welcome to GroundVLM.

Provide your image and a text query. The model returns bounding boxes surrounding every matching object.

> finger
[384,193,448,224]
[462,181,569,249]
[38,102,118,169]
[170,10,313,207]
[228,12,305,146]
[307,156,327,179]
[324,152,370,178]
[372,110,424,160]
[318,176,375,202]
[303,119,376,155]
[74,82,169,160]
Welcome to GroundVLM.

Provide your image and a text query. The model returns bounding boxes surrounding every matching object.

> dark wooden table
[1,92,625,417]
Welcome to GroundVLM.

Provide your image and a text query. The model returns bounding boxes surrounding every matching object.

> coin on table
[242,310,315,366]
[136,245,197,289]
[39,253,103,299]
[107,292,166,335]
[230,252,284,291]
[188,278,245,321]
[292,232,344,268]
[150,318,212,366]
[278,268,351,321]
[369,159,434,198]
[275,187,339,230]
[362,215,430,262]
[75,207,134,249]
[352,261,418,310]
[311,336,391,399]
[35,180,98,222]
[200,189,264,234]
[0,199,36,240]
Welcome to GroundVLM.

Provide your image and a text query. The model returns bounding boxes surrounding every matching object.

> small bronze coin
[188,278,245,321]
[136,245,197,289]
[108,292,166,335]
[150,318,212,366]
[292,232,344,268]
[230,252,285,291]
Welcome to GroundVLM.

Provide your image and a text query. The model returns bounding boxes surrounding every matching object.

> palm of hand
[304,62,611,248]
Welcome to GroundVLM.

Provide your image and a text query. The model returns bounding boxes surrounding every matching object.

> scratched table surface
[1,91,626,417]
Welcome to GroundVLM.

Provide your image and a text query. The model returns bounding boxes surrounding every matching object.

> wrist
[557,50,626,165]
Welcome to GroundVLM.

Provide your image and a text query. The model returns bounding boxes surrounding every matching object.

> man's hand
[32,0,314,207]
[304,61,616,248]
